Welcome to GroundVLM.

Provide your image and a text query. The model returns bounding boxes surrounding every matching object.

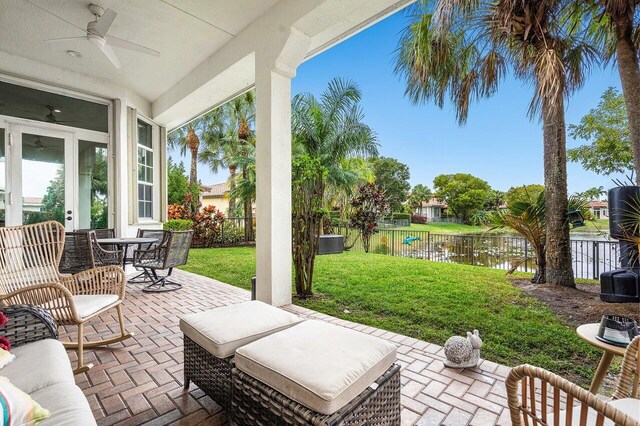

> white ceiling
[0,0,281,101]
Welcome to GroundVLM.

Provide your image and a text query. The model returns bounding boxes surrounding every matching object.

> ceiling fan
[31,2,160,69]
[29,137,57,152]
[45,105,73,124]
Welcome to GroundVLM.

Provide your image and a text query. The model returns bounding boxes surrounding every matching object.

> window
[137,119,153,219]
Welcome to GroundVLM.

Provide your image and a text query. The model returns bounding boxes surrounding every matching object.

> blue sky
[171,8,627,194]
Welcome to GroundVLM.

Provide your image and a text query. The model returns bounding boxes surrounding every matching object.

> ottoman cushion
[179,301,302,358]
[235,320,397,415]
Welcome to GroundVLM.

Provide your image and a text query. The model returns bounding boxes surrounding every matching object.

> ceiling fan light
[66,50,82,58]
[87,34,106,48]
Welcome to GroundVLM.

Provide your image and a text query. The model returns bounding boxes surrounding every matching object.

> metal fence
[331,226,619,280]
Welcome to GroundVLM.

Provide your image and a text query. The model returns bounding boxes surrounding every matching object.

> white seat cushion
[72,295,119,318]
[1,339,74,394]
[32,383,96,426]
[547,398,640,425]
[179,301,303,358]
[235,320,397,415]
[45,295,119,320]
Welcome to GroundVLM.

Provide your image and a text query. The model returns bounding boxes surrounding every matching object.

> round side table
[577,323,626,393]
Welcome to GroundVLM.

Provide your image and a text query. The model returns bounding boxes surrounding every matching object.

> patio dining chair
[60,231,123,274]
[132,230,193,292]
[0,221,133,374]
[506,335,640,426]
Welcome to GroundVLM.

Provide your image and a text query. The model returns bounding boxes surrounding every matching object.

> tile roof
[200,182,228,197]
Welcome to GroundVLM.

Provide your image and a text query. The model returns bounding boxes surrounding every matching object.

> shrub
[411,214,428,224]
[215,225,245,245]
[373,244,390,255]
[168,204,190,220]
[163,219,194,231]
[381,213,411,221]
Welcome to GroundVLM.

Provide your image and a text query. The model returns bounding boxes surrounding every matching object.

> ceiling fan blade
[45,36,86,43]
[106,35,160,57]
[27,0,87,33]
[98,43,121,69]
[94,8,117,37]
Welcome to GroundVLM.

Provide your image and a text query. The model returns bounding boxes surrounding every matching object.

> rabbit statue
[443,330,482,368]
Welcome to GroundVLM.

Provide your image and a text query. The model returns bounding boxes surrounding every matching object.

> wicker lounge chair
[506,335,640,426]
[132,230,193,292]
[0,221,133,374]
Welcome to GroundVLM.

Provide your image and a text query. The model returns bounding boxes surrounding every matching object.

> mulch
[511,279,639,328]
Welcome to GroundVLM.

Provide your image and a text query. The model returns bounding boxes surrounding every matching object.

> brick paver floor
[63,269,514,426]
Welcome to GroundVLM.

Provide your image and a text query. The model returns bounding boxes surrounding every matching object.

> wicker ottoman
[179,301,302,410]
[231,320,400,426]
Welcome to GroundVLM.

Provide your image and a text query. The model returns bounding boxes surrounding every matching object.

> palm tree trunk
[614,15,640,185]
[242,167,253,241]
[228,165,237,217]
[189,148,198,186]
[532,246,546,284]
[542,96,575,287]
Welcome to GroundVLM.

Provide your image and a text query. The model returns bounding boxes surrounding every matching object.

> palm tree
[395,0,599,287]
[168,116,210,186]
[291,77,378,296]
[578,1,640,184]
[225,91,256,239]
[491,192,590,283]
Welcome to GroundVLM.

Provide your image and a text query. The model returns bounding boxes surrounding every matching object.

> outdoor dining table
[97,237,158,269]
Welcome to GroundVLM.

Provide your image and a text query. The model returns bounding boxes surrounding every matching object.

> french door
[3,123,109,232]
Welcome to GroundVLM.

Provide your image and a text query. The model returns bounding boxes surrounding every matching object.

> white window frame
[135,115,161,223]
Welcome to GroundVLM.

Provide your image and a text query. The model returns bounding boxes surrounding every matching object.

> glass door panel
[0,129,5,227]
[21,133,66,226]
[77,141,109,229]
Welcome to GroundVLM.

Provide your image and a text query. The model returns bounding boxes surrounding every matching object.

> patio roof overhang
[0,0,414,306]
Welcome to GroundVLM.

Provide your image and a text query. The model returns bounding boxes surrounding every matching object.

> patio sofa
[0,305,95,425]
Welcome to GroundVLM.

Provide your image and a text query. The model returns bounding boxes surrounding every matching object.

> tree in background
[505,184,546,207]
[38,167,65,224]
[370,156,410,212]
[580,186,607,202]
[396,0,599,287]
[578,2,640,184]
[568,88,633,177]
[407,184,432,212]
[350,183,388,253]
[168,158,199,206]
[433,173,491,223]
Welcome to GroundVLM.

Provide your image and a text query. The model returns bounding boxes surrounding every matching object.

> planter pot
[318,235,344,255]
[608,186,640,240]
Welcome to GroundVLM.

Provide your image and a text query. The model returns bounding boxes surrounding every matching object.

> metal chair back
[60,231,94,274]
[164,230,193,269]
[76,228,115,239]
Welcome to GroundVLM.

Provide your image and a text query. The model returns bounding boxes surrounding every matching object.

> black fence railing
[330,226,619,280]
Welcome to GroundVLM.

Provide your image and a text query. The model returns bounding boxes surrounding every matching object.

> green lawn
[571,219,609,234]
[396,222,489,234]
[182,247,601,385]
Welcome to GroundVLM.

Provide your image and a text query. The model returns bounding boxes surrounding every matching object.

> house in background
[415,198,447,220]
[589,201,609,219]
[200,182,230,215]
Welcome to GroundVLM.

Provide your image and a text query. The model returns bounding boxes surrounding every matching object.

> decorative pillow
[0,350,14,370]
[0,377,50,425]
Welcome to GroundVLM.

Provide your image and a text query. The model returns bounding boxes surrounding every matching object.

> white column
[254,28,310,306]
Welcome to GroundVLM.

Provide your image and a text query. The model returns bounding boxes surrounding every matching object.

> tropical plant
[490,192,590,283]
[350,183,388,253]
[291,77,378,295]
[292,156,327,297]
[580,186,607,201]
[167,158,199,205]
[576,1,640,184]
[408,184,433,211]
[396,0,599,287]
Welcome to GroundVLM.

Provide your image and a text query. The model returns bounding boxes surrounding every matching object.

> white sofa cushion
[32,383,96,426]
[179,301,303,358]
[546,398,640,425]
[45,295,119,320]
[1,339,74,394]
[235,320,397,415]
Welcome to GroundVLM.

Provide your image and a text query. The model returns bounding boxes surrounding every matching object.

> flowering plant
[0,312,7,328]
[0,336,10,351]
